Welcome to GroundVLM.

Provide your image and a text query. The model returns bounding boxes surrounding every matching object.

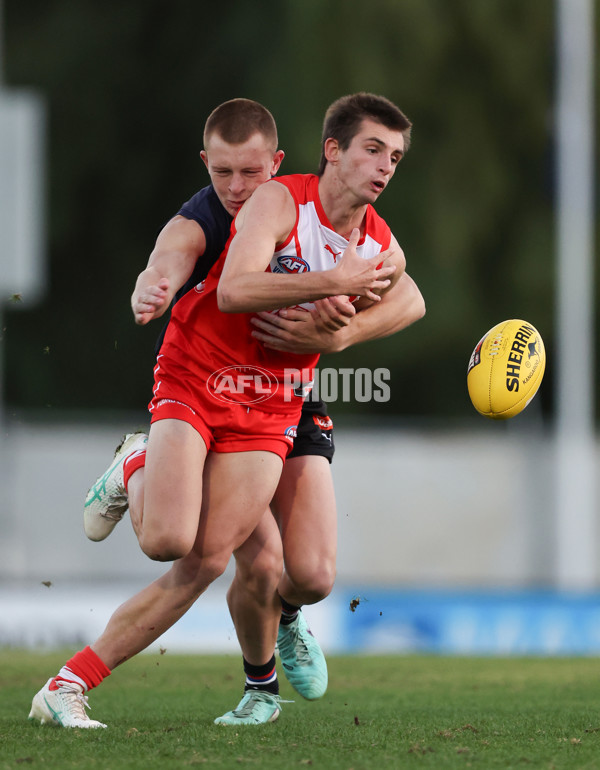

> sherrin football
[467,319,545,419]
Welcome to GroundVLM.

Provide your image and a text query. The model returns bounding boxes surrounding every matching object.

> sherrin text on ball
[467,319,545,419]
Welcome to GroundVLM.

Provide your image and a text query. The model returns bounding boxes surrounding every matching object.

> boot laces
[280,623,312,666]
[234,691,281,717]
[60,686,92,720]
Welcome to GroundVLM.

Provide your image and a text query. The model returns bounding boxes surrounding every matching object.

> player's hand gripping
[251,296,356,354]
[312,295,356,331]
[332,228,396,302]
[131,271,171,325]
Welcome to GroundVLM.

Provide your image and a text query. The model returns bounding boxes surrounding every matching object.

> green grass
[2,651,600,769]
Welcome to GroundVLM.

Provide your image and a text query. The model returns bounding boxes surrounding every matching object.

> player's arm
[317,234,421,350]
[330,270,425,351]
[217,183,397,313]
[132,215,206,325]
[251,270,425,354]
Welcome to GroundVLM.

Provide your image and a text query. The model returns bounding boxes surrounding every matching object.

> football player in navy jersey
[29,97,425,728]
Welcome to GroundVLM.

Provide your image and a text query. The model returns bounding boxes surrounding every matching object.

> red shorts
[149,397,298,461]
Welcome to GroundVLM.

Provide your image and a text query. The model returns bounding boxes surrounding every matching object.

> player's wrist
[323,326,350,353]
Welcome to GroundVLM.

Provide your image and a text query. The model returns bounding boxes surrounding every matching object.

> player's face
[201,133,284,217]
[333,119,405,205]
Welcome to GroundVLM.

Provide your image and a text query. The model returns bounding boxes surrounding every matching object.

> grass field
[2,650,600,769]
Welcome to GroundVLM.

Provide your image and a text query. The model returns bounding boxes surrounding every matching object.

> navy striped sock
[243,655,278,695]
[279,596,300,626]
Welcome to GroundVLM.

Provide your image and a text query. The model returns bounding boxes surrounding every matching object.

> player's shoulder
[365,203,393,249]
[242,175,299,215]
[270,173,318,203]
[178,184,229,225]
[177,184,232,249]
[179,183,219,209]
[232,177,298,244]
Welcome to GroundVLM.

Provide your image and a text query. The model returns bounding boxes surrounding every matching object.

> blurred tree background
[2,0,596,422]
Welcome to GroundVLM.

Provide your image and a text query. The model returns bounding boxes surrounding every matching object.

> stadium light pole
[0,0,3,86]
[0,0,5,429]
[554,0,596,590]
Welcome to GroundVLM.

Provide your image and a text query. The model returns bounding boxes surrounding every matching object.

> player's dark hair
[204,98,278,149]
[318,92,412,176]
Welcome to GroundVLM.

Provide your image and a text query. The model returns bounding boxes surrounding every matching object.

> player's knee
[253,549,284,595]
[303,572,336,603]
[236,547,283,599]
[171,547,229,591]
[199,552,230,583]
[289,562,336,603]
[139,530,195,562]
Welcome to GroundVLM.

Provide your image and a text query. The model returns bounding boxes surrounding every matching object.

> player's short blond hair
[204,98,278,150]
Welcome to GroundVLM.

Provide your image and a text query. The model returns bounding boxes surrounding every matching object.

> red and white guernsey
[267,174,392,306]
[157,174,392,414]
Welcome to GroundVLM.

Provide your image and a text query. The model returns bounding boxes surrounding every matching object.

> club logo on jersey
[275,255,310,274]
[206,365,278,404]
[324,244,342,263]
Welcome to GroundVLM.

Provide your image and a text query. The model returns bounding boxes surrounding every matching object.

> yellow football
[467,319,546,419]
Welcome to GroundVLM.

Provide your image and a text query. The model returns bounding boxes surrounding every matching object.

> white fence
[0,417,579,585]
[1,417,599,653]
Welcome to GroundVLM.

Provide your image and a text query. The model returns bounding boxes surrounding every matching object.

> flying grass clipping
[467,319,545,419]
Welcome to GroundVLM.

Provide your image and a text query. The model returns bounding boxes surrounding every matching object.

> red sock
[50,646,111,692]
[123,449,146,492]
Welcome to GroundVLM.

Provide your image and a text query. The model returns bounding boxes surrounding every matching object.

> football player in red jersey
[29,95,424,728]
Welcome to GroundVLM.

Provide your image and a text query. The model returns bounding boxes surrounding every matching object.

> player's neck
[318,176,367,239]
